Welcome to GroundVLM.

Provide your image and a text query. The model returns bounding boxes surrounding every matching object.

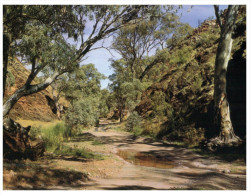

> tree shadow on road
[3,159,91,190]
[103,185,165,190]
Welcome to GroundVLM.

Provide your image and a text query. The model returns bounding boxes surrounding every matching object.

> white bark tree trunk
[208,5,242,150]
[214,32,240,142]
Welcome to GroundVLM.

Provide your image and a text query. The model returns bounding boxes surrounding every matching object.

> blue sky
[180,5,228,27]
[81,5,228,89]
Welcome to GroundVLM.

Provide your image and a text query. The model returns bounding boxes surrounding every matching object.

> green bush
[191,76,203,93]
[133,125,143,136]
[141,119,162,137]
[65,97,99,128]
[196,30,219,48]
[126,111,142,133]
[150,91,169,118]
[169,46,193,66]
[157,119,205,147]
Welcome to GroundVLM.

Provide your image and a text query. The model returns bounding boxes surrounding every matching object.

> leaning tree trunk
[3,72,60,117]
[208,5,242,150]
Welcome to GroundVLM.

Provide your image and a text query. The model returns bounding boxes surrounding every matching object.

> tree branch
[89,46,115,57]
[214,5,222,30]
[3,71,60,117]
[24,57,37,86]
[76,6,149,61]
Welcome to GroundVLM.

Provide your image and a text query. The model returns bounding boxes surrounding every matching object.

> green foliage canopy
[4,5,168,117]
[64,64,106,127]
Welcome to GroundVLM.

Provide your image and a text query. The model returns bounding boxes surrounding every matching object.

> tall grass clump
[41,122,71,152]
[30,122,104,159]
[54,145,103,160]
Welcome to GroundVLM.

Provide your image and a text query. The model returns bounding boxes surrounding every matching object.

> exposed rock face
[4,58,67,121]
[136,58,215,142]
[136,13,246,143]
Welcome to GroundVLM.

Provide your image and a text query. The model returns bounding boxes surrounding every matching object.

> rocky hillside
[136,8,246,143]
[4,58,68,121]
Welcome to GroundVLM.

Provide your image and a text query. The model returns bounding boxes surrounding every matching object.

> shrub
[65,97,100,128]
[126,111,142,133]
[169,46,193,66]
[150,91,170,118]
[141,119,162,137]
[196,30,220,48]
[182,126,205,146]
[157,120,205,147]
[191,76,203,93]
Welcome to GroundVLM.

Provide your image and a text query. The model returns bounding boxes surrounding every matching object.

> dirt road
[3,120,246,190]
[83,124,246,190]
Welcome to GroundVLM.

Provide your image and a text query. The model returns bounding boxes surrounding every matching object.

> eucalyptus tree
[109,80,144,122]
[99,89,111,118]
[112,8,182,80]
[64,64,106,128]
[63,64,105,102]
[109,59,145,122]
[3,5,163,117]
[208,5,242,150]
[3,5,78,98]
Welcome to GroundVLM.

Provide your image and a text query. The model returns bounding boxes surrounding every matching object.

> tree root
[206,135,242,152]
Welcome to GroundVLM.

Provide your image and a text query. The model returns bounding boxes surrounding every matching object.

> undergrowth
[38,122,71,152]
[54,145,103,160]
[30,122,103,159]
